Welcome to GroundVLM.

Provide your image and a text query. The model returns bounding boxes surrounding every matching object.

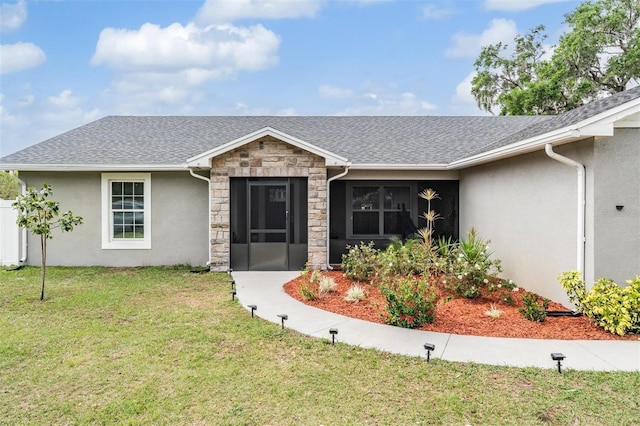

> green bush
[299,266,319,301]
[557,270,586,312]
[519,292,549,322]
[381,276,437,328]
[559,272,640,336]
[445,228,502,299]
[374,238,432,285]
[341,242,379,281]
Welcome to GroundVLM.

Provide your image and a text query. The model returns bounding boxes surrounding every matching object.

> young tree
[12,184,83,300]
[472,0,640,115]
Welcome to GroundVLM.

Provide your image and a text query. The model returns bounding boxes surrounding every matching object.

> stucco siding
[19,171,209,267]
[594,128,640,284]
[459,141,594,306]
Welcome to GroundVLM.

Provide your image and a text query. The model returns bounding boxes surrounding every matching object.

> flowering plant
[444,228,502,299]
[381,276,437,328]
[341,242,379,281]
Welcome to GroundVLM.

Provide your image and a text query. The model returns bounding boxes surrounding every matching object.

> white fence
[0,199,20,266]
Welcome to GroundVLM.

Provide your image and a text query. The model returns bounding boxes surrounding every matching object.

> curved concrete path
[233,271,640,372]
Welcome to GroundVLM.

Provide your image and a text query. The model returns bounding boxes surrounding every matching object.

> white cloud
[0,0,26,33]
[452,72,476,105]
[195,0,321,25]
[319,84,354,99]
[0,42,46,74]
[101,75,201,114]
[0,89,101,156]
[91,22,280,74]
[446,18,518,58]
[230,102,297,116]
[335,86,437,115]
[48,90,83,109]
[41,90,100,124]
[484,0,571,11]
[449,72,493,115]
[421,4,456,20]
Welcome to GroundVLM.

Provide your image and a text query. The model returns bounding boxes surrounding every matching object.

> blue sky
[0,0,580,156]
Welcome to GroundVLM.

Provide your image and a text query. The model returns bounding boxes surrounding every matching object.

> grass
[1,266,639,425]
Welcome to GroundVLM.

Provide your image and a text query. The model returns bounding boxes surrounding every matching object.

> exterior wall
[594,128,640,284]
[19,171,209,267]
[209,136,327,270]
[459,140,595,306]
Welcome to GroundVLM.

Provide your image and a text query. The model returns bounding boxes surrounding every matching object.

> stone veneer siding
[209,136,328,270]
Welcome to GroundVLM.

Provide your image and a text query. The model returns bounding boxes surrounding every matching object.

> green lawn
[1,267,638,425]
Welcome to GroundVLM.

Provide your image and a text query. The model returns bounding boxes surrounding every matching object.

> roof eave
[448,128,585,169]
[187,126,349,168]
[450,95,640,169]
[348,163,450,171]
[0,164,189,172]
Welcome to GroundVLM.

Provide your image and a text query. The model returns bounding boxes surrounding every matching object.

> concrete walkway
[232,271,640,372]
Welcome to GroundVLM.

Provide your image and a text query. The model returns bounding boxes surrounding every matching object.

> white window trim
[101,173,152,250]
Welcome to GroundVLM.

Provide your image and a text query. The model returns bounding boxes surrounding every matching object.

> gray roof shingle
[1,85,639,167]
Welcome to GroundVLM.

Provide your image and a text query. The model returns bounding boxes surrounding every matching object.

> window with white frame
[347,183,413,238]
[101,173,151,249]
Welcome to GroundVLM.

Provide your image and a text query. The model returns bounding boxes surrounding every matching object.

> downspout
[544,144,585,276]
[9,171,27,263]
[326,163,351,270]
[189,168,212,266]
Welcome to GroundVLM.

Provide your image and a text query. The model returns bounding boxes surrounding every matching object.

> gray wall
[19,171,209,267]
[459,140,595,306]
[594,128,640,284]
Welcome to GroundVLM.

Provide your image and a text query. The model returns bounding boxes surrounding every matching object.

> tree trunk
[40,236,46,301]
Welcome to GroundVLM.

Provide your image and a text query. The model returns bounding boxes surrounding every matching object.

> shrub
[374,238,431,285]
[381,276,437,328]
[433,235,456,274]
[488,278,518,305]
[344,284,366,303]
[519,292,549,322]
[300,283,318,301]
[559,272,640,336]
[299,266,319,301]
[557,270,586,312]
[318,276,337,294]
[341,242,379,281]
[445,228,502,299]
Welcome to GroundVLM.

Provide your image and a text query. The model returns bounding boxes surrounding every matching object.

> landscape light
[227,268,233,275]
[230,279,236,289]
[329,328,338,345]
[423,343,435,362]
[230,290,236,301]
[277,314,288,330]
[247,304,257,317]
[551,353,566,373]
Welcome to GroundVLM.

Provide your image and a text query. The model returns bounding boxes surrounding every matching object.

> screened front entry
[230,178,308,270]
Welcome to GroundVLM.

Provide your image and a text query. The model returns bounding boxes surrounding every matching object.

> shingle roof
[470,85,640,156]
[1,85,639,168]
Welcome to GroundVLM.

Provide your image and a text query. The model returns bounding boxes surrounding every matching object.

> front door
[248,182,288,270]
[230,178,308,271]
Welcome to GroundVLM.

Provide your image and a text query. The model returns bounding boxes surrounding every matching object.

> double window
[101,173,151,249]
[348,183,412,237]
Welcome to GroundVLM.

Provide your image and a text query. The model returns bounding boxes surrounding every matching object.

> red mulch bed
[283,271,638,341]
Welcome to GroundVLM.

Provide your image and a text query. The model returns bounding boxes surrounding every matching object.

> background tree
[0,172,19,200]
[472,0,640,115]
[12,184,83,300]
